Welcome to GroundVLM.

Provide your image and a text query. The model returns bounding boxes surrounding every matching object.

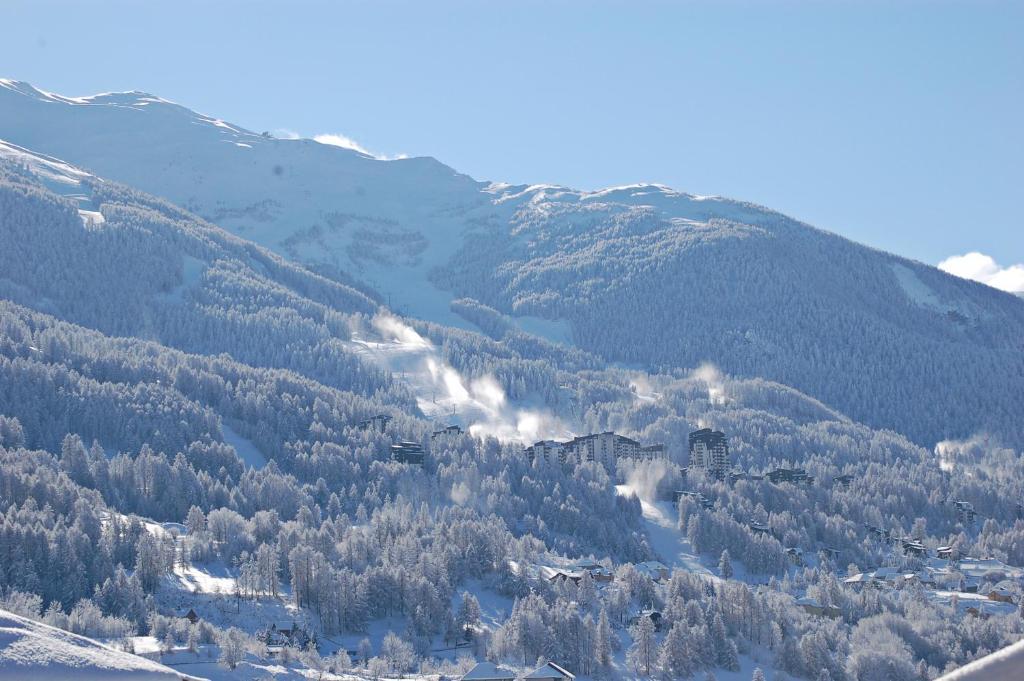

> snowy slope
[0,79,768,330]
[0,608,200,680]
[3,79,1024,448]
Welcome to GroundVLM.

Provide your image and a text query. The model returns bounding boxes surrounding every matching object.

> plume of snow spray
[360,314,571,444]
[623,459,672,504]
[691,362,727,405]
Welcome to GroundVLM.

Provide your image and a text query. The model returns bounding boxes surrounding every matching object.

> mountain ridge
[1,78,1022,449]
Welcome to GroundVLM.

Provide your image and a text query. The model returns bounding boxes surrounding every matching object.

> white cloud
[937,252,1024,295]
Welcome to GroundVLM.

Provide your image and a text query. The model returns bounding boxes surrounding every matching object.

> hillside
[0,608,195,680]
[1,80,1024,681]
[2,78,1023,449]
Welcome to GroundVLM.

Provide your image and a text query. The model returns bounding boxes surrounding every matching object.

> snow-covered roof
[526,661,575,679]
[462,661,516,681]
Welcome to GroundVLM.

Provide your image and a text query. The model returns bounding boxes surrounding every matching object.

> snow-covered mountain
[2,78,1023,450]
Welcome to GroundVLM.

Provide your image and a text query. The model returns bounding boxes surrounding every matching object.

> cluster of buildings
[525,431,667,468]
[357,414,466,466]
[845,556,1021,602]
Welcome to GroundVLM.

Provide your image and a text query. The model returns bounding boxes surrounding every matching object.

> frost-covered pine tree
[719,550,734,579]
[629,615,656,676]
[657,622,692,679]
[595,607,613,669]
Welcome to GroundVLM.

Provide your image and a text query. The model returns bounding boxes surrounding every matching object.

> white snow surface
[0,80,771,334]
[0,608,198,680]
[219,422,267,469]
[936,638,1024,681]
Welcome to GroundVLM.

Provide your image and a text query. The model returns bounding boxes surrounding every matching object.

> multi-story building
[526,432,666,468]
[357,414,391,434]
[688,428,729,480]
[526,440,566,465]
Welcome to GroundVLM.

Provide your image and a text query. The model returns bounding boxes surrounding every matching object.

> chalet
[833,474,854,488]
[525,661,575,681]
[821,547,841,561]
[766,468,813,485]
[937,545,958,560]
[261,621,313,649]
[635,561,670,581]
[902,539,927,556]
[786,547,805,566]
[182,608,199,624]
[843,573,876,590]
[628,609,664,631]
[461,661,516,681]
[988,583,1015,604]
[796,596,840,618]
[357,414,391,434]
[572,560,614,582]
[391,441,425,465]
[749,520,772,536]
[540,566,585,585]
[864,524,893,542]
[673,490,713,509]
[431,424,463,441]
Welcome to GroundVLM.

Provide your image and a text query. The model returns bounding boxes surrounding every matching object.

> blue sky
[2,0,1022,281]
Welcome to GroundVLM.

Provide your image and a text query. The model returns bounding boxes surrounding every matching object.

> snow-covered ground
[615,485,717,580]
[219,423,266,470]
[0,608,196,680]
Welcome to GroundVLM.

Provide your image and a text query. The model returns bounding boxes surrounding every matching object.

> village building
[952,500,977,526]
[182,608,198,624]
[635,561,670,581]
[766,467,813,485]
[688,428,729,480]
[526,431,665,468]
[461,661,516,681]
[673,490,713,509]
[525,661,576,681]
[833,473,854,487]
[628,608,664,631]
[391,441,425,465]
[988,583,1016,604]
[357,414,391,434]
[640,443,668,460]
[796,596,841,618]
[431,424,463,441]
[749,520,772,536]
[571,559,614,582]
[526,440,567,465]
[902,538,927,556]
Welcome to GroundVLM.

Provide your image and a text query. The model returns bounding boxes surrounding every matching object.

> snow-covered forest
[0,80,1023,681]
